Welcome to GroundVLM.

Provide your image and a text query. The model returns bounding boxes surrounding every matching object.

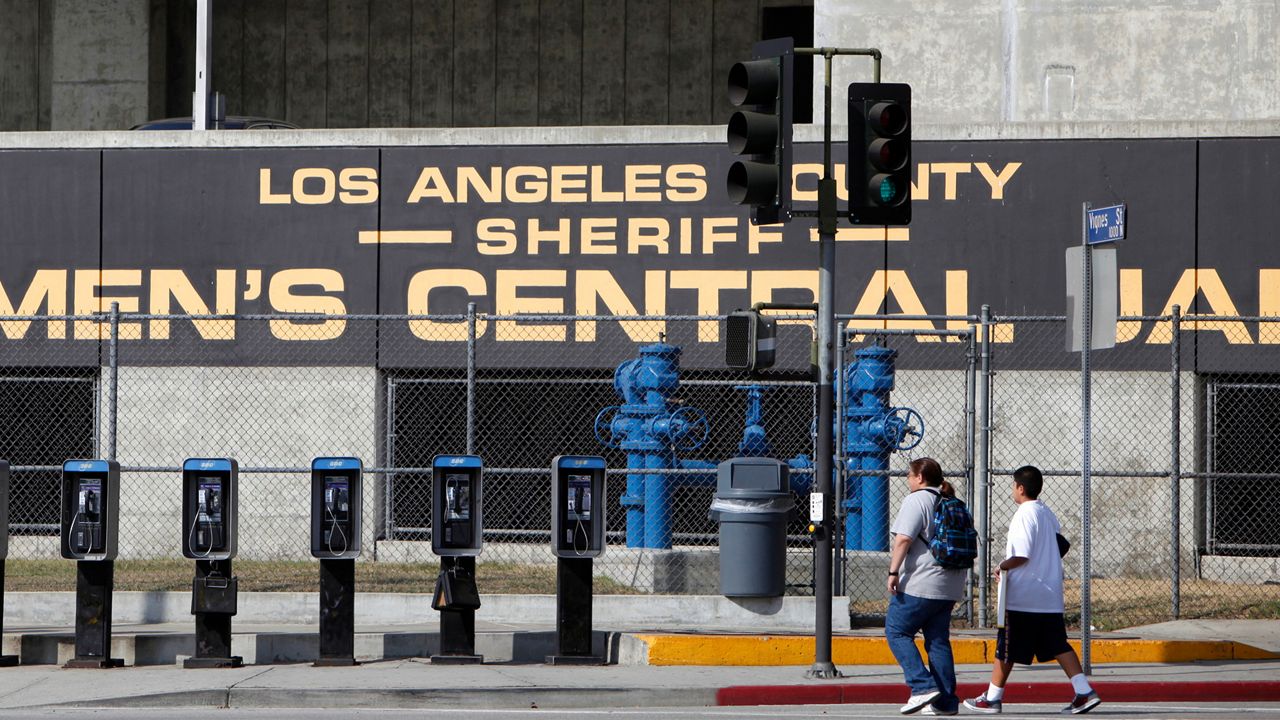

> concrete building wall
[0,0,51,130]
[49,0,153,130]
[5,0,1279,132]
[817,0,1280,128]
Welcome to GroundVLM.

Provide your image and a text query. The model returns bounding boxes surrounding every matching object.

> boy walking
[964,466,1101,715]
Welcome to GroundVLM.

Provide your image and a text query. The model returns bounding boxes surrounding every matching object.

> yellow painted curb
[634,634,1279,666]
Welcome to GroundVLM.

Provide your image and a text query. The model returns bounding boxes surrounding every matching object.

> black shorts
[996,610,1072,665]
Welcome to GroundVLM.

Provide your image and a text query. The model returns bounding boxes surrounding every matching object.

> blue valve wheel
[885,407,925,451]
[594,406,623,449]
[669,406,710,451]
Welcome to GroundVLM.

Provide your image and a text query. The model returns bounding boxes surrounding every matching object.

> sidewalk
[0,659,1275,710]
[2,593,1276,710]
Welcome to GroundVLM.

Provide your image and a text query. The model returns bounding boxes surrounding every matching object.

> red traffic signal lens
[868,138,907,172]
[868,101,907,136]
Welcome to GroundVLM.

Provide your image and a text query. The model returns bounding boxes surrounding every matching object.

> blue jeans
[885,592,958,712]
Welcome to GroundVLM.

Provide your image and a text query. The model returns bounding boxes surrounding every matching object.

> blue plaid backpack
[921,489,978,570]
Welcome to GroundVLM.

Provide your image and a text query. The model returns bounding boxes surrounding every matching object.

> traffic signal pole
[727,42,889,679]
[793,47,881,680]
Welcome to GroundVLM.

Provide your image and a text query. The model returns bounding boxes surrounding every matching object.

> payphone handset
[74,477,103,554]
[431,455,483,557]
[310,457,362,559]
[182,459,238,561]
[323,475,350,552]
[551,456,606,559]
[60,460,120,560]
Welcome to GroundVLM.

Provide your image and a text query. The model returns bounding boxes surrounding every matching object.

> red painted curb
[716,681,1280,706]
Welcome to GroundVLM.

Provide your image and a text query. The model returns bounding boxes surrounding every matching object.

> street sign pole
[1079,202,1093,675]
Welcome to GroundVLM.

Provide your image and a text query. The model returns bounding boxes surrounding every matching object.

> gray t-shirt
[890,488,967,601]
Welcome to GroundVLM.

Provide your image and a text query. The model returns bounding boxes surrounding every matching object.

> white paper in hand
[996,571,1009,629]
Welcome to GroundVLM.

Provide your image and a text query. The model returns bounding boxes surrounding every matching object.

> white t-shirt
[1004,499,1064,613]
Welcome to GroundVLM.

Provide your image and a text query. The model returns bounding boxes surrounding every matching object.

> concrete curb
[716,681,1280,706]
[53,686,719,710]
[7,628,1273,667]
[45,681,1280,710]
[633,634,1280,666]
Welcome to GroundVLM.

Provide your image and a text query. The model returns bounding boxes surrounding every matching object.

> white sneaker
[901,690,942,714]
[921,705,958,716]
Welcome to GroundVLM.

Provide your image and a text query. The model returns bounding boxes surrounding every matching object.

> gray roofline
[1,120,1278,149]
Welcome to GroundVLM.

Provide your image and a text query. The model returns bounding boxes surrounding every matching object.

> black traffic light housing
[726,309,777,372]
[727,37,794,225]
[848,82,912,226]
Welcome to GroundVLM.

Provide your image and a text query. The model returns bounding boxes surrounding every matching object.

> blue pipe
[843,345,899,552]
[599,342,711,549]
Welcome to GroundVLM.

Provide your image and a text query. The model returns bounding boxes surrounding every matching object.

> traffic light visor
[728,59,780,107]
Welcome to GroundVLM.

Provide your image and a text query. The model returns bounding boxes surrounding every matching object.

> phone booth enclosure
[550,455,607,559]
[431,455,483,557]
[0,461,9,559]
[311,457,362,559]
[60,459,121,560]
[181,458,239,561]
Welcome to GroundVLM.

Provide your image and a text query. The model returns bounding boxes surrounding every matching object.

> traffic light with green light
[848,82,912,226]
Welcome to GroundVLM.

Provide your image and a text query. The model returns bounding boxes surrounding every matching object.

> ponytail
[910,457,956,496]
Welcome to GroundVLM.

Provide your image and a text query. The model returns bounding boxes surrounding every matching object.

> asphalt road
[14,704,1280,719]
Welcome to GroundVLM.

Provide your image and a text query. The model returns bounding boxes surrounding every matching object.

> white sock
[986,684,1005,702]
[1070,673,1093,695]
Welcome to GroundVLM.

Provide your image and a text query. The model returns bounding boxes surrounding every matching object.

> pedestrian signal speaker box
[551,455,607,559]
[60,460,120,561]
[182,458,239,561]
[432,455,483,557]
[725,310,776,372]
[0,460,10,560]
[311,457,362,559]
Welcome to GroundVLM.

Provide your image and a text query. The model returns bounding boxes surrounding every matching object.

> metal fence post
[107,302,120,463]
[976,305,992,627]
[384,378,396,540]
[466,302,477,456]
[965,325,978,626]
[1170,304,1182,618]
[833,319,845,594]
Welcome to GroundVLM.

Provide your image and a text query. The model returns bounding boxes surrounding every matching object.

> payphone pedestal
[65,560,124,668]
[0,561,18,666]
[315,558,358,666]
[185,560,242,668]
[546,557,603,665]
[430,556,483,665]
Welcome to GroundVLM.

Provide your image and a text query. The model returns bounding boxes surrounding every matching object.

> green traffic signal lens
[869,173,906,206]
[878,178,897,203]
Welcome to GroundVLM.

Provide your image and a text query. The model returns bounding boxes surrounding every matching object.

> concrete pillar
[51,0,150,130]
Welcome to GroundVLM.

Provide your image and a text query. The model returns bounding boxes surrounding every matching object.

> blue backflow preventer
[596,341,923,552]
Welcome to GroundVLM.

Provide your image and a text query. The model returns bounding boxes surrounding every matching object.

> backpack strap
[917,488,942,545]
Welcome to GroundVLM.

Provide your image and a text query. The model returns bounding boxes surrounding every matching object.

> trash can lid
[717,457,788,495]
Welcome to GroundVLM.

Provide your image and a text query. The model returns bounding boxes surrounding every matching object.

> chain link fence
[0,307,1277,629]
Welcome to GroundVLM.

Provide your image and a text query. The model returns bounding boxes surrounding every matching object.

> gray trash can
[710,457,793,598]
